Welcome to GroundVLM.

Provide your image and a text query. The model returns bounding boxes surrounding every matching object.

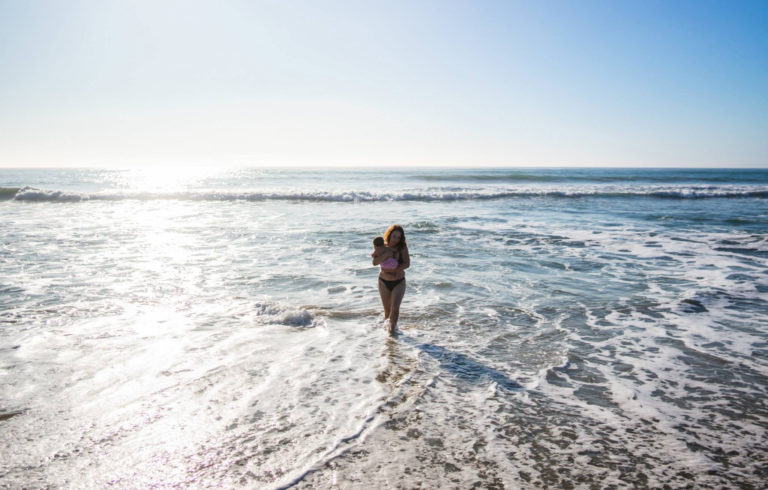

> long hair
[384,224,407,253]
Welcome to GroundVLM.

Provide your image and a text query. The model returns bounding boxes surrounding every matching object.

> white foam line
[10,184,768,203]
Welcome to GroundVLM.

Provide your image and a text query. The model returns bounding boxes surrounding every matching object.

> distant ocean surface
[1,167,767,488]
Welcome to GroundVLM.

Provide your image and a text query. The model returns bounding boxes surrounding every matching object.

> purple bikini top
[381,257,398,270]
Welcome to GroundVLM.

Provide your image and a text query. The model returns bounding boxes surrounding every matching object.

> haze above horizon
[1,0,766,169]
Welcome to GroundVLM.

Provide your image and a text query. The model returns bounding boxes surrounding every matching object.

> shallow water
[1,168,767,488]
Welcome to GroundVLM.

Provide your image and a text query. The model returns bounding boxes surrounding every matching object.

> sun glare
[117,166,224,193]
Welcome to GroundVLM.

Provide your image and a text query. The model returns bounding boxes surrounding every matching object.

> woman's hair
[384,224,407,251]
[373,236,385,247]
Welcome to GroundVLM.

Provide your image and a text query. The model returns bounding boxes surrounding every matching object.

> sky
[0,0,766,168]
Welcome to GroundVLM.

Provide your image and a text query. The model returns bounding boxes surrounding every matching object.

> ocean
[1,167,767,488]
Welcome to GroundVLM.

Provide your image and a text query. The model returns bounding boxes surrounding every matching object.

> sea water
[1,167,767,488]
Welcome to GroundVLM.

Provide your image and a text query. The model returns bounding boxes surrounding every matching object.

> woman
[372,224,410,335]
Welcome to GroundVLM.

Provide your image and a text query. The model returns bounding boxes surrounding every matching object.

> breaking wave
[4,185,768,202]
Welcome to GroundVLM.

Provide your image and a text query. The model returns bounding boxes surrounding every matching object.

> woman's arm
[395,246,410,271]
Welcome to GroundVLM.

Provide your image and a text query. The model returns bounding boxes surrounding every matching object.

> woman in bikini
[371,224,410,335]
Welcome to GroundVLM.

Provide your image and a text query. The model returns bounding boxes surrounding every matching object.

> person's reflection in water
[376,337,411,386]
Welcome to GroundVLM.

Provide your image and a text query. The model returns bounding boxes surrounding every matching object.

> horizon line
[2,164,767,171]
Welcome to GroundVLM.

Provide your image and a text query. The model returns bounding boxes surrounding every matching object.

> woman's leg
[378,278,392,321]
[388,279,406,334]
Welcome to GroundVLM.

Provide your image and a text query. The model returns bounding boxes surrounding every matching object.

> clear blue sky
[0,0,766,168]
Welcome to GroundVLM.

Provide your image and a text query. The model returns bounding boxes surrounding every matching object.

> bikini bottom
[379,276,405,292]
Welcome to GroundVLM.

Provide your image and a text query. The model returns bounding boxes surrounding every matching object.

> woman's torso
[379,249,404,280]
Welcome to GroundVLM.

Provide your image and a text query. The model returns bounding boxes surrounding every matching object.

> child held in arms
[371,236,398,271]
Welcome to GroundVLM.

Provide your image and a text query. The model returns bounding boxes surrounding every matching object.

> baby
[371,236,399,270]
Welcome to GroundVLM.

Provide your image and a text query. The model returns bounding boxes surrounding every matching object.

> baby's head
[373,236,385,250]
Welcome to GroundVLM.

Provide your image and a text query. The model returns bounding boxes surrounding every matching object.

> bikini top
[380,257,399,270]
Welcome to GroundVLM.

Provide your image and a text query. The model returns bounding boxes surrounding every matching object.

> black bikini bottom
[379,276,405,292]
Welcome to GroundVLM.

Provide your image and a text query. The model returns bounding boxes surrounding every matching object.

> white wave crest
[253,301,325,328]
[13,186,86,202]
[9,185,768,203]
